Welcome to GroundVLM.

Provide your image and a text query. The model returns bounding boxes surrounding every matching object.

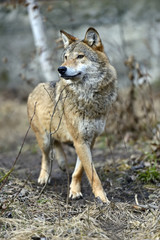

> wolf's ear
[60,30,77,48]
[84,28,104,51]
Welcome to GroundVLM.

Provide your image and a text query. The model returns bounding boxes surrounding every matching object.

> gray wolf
[27,28,117,203]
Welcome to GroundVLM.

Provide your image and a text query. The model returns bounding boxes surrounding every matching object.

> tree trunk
[27,0,55,82]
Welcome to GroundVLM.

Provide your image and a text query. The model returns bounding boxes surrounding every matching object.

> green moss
[138,166,160,183]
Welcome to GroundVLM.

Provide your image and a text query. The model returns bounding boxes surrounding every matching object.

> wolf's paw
[69,191,83,200]
[95,196,110,206]
[38,172,50,185]
[94,189,110,203]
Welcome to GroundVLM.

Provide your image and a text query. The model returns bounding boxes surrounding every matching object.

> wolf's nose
[58,66,67,75]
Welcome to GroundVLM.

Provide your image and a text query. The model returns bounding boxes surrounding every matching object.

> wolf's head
[58,28,109,83]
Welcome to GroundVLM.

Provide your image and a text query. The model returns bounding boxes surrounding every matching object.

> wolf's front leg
[69,157,83,199]
[74,141,109,203]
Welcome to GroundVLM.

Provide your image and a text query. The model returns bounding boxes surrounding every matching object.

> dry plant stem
[91,161,94,192]
[137,77,154,134]
[123,56,158,135]
[0,102,37,191]
[49,84,73,135]
[43,84,54,101]
[65,154,70,207]
[147,82,160,140]
[0,168,13,184]
[136,73,157,137]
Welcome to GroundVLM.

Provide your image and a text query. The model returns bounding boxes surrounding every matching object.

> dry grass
[0,175,160,240]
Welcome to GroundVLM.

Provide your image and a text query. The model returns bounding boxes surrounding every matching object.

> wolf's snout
[58,66,67,75]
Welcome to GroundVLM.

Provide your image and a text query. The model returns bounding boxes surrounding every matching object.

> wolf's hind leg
[54,141,66,171]
[35,132,51,185]
[38,151,51,184]
[69,157,83,199]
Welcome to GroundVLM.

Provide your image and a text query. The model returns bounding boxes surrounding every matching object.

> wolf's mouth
[61,72,81,80]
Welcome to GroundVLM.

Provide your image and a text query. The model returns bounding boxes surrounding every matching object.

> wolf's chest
[74,92,108,119]
[78,117,106,140]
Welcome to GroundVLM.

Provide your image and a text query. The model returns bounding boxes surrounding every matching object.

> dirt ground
[0,92,160,240]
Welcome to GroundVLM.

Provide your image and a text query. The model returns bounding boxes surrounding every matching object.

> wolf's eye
[64,55,67,60]
[77,55,84,59]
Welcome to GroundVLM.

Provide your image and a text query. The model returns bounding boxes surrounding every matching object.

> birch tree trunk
[27,0,55,82]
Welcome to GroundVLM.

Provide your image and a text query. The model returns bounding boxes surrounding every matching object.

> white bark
[27,0,55,82]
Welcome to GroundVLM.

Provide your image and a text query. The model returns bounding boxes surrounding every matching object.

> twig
[65,154,70,207]
[43,84,54,101]
[133,194,159,211]
[135,194,139,205]
[49,83,72,135]
[147,81,160,141]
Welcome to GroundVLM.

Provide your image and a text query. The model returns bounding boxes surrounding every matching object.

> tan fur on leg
[69,157,83,199]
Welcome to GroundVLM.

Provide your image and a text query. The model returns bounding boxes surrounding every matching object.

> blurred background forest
[0,0,160,97]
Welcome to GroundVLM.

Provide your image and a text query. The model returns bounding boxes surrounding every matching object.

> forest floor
[0,89,160,240]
